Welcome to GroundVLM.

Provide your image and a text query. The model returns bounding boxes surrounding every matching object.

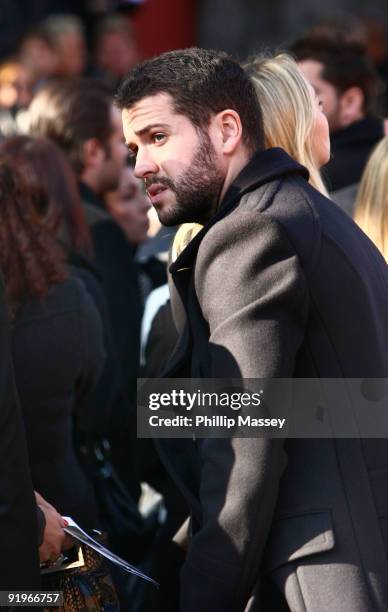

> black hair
[290,36,381,115]
[116,47,264,153]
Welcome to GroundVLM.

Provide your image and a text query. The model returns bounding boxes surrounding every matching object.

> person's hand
[35,492,71,562]
[35,490,53,510]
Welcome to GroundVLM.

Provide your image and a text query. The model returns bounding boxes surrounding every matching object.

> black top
[79,182,143,399]
[67,251,126,437]
[12,277,104,530]
[0,272,40,589]
[323,116,384,191]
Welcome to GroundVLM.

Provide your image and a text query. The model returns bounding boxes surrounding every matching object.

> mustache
[145,176,175,192]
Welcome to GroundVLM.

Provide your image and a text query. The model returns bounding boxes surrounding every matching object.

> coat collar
[170,147,309,273]
[79,181,105,210]
[331,116,383,148]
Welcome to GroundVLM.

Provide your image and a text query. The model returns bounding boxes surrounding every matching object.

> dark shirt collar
[331,116,384,147]
[170,147,308,272]
[78,181,105,210]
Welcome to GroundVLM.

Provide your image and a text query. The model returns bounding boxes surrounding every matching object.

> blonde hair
[246,52,328,195]
[173,52,328,258]
[354,136,388,261]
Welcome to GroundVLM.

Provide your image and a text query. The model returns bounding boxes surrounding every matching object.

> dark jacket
[0,272,40,589]
[79,182,145,499]
[323,116,384,192]
[79,182,143,398]
[159,148,388,612]
[67,250,126,437]
[12,277,104,530]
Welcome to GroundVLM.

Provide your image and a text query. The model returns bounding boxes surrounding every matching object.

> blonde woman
[354,136,388,261]
[173,52,330,257]
[245,52,329,194]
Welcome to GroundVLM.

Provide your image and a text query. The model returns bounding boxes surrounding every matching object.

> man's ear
[82,138,105,169]
[339,87,364,127]
[214,109,243,155]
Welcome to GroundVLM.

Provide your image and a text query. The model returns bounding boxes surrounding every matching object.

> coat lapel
[166,147,309,377]
[169,147,309,275]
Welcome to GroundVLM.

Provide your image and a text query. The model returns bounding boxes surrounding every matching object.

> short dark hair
[116,47,264,153]
[290,37,380,115]
[28,78,113,174]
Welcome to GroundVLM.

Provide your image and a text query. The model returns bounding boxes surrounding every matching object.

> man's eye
[152,133,166,143]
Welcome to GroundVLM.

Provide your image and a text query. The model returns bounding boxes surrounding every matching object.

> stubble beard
[99,144,123,196]
[147,132,225,227]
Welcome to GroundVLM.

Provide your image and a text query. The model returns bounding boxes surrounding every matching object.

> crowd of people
[0,8,388,612]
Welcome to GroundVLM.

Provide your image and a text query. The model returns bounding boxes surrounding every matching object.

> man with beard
[291,36,384,215]
[117,48,388,611]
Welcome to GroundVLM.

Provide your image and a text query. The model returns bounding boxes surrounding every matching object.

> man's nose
[134,149,158,179]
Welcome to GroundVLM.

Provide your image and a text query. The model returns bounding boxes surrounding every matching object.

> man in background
[291,36,384,214]
[27,79,135,405]
[27,79,145,505]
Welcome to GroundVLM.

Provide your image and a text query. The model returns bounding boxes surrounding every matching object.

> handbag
[41,539,120,612]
